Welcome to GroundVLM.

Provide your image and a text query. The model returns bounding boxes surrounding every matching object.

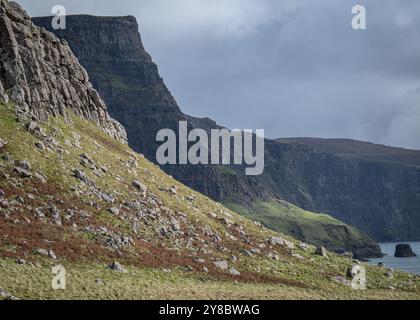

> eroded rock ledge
[0,0,127,142]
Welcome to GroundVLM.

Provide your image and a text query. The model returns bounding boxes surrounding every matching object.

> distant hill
[278,138,420,167]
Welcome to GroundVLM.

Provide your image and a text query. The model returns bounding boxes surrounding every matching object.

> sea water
[369,242,420,275]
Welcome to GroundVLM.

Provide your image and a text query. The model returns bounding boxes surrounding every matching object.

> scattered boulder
[27,121,40,133]
[269,236,295,250]
[34,142,45,150]
[0,288,19,300]
[169,186,177,195]
[33,172,47,184]
[384,270,394,279]
[108,207,120,215]
[299,242,310,251]
[315,246,328,257]
[213,260,229,270]
[13,167,31,178]
[0,200,9,208]
[34,248,57,260]
[73,169,95,186]
[109,261,127,273]
[170,219,181,232]
[292,253,305,260]
[229,268,241,276]
[0,138,7,149]
[333,276,351,286]
[394,244,416,258]
[18,160,31,170]
[132,180,147,192]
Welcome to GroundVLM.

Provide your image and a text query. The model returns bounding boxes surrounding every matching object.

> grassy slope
[223,199,377,252]
[0,101,419,300]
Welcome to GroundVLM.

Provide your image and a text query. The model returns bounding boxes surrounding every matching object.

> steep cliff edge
[0,1,126,142]
[31,14,389,258]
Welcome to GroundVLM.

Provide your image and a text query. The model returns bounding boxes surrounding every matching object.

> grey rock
[108,207,120,215]
[0,138,7,149]
[13,167,31,178]
[213,260,228,270]
[384,270,394,279]
[33,172,47,184]
[171,219,181,232]
[34,248,57,260]
[0,288,19,300]
[73,169,95,186]
[334,276,351,286]
[132,180,147,192]
[269,236,295,250]
[394,244,416,258]
[109,261,127,273]
[299,242,310,251]
[315,246,328,257]
[229,268,241,276]
[27,121,40,133]
[18,159,31,170]
[34,142,45,150]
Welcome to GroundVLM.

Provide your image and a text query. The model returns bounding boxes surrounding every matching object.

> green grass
[1,101,419,300]
[1,258,419,300]
[223,199,377,252]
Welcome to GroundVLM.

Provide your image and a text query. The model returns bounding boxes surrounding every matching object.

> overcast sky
[16,0,420,149]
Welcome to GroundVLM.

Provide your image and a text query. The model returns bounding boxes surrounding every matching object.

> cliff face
[30,15,281,202]
[32,14,420,256]
[0,1,126,142]
[263,140,420,241]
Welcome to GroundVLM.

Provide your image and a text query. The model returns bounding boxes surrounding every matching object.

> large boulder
[394,244,416,258]
[315,246,328,257]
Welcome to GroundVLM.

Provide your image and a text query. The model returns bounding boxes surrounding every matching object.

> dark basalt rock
[394,244,416,258]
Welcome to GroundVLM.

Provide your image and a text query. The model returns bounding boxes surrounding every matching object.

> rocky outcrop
[394,244,416,258]
[0,1,126,142]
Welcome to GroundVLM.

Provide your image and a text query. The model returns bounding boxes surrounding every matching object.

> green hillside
[1,101,419,300]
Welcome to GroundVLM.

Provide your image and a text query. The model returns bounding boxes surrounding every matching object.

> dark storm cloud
[16,0,420,149]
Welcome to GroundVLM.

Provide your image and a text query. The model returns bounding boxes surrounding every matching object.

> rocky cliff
[30,14,396,258]
[6,2,420,300]
[264,140,420,241]
[0,1,126,141]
